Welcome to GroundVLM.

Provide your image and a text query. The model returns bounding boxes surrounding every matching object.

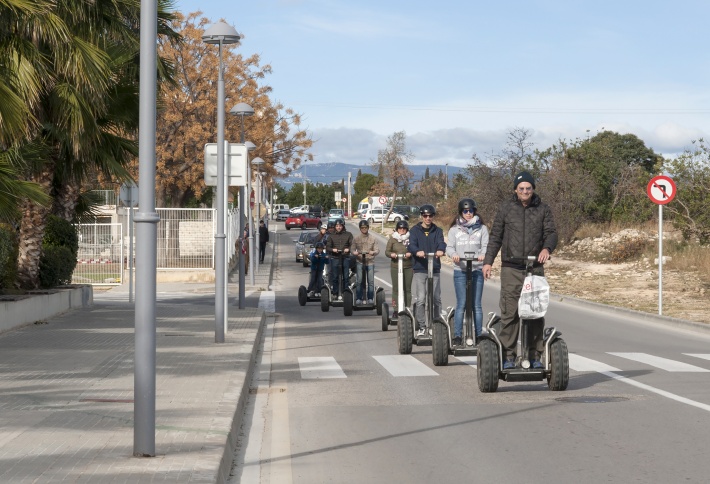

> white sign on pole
[120,182,138,207]
[204,143,248,186]
[335,191,341,202]
[646,175,677,316]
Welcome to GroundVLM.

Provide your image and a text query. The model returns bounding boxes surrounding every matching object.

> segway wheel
[547,338,569,391]
[381,302,389,331]
[303,258,309,267]
[343,291,353,316]
[375,289,385,316]
[477,339,499,393]
[298,286,307,306]
[320,287,330,312]
[432,319,449,366]
[397,313,413,355]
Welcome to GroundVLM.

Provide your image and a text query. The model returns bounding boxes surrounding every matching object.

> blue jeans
[356,262,375,301]
[330,255,350,296]
[453,269,484,338]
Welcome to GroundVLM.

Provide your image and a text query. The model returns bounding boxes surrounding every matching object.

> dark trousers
[499,266,546,359]
[259,242,267,262]
[329,256,350,296]
[390,264,413,310]
[307,268,324,292]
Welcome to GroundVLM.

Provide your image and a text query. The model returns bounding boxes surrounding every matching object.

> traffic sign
[647,175,676,205]
[119,182,138,207]
[204,142,248,186]
[342,197,347,202]
[378,196,387,204]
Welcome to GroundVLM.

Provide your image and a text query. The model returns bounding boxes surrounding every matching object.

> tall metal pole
[213,41,227,343]
[239,121,246,308]
[255,169,260,272]
[247,158,254,285]
[134,0,159,457]
[347,172,352,219]
[445,163,448,200]
[658,204,663,315]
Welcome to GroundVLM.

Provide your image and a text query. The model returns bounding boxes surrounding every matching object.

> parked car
[294,231,319,265]
[362,208,409,224]
[289,205,309,215]
[328,208,344,223]
[277,209,291,221]
[393,205,420,217]
[285,213,322,230]
[270,203,290,218]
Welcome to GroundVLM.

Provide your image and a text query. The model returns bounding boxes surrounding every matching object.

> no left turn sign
[647,175,676,205]
[379,196,388,204]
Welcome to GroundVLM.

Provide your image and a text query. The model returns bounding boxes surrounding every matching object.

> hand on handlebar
[435,250,444,258]
[344,248,350,253]
[390,252,397,259]
[416,251,425,258]
[452,254,460,263]
[538,248,551,264]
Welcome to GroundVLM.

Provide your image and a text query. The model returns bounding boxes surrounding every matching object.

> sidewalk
[0,240,276,482]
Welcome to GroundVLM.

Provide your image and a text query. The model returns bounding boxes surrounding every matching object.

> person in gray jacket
[482,171,557,370]
[446,198,489,345]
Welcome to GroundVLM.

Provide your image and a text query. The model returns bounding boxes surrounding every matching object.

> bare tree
[370,131,414,221]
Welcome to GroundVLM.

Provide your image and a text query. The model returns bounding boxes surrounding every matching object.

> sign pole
[658,204,662,315]
[647,175,676,316]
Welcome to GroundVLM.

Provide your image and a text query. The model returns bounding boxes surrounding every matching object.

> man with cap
[482,171,558,370]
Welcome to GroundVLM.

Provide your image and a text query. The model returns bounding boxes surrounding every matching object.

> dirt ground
[376,226,710,325]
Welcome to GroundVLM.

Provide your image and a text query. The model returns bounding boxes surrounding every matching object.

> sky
[174,0,710,167]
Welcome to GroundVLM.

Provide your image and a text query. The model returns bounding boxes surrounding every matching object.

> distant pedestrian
[258,220,269,263]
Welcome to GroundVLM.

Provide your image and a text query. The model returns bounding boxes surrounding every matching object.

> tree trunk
[52,180,81,221]
[17,166,54,289]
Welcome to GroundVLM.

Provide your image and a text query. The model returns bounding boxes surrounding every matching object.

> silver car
[295,231,319,266]
[277,209,291,221]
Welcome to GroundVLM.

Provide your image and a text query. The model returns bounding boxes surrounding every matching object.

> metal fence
[72,223,123,285]
[72,207,247,284]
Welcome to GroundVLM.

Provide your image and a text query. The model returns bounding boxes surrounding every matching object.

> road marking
[259,290,275,312]
[684,353,710,362]
[298,356,347,379]
[271,316,294,483]
[454,355,477,367]
[571,354,710,414]
[375,276,392,288]
[608,352,710,372]
[569,354,621,372]
[373,355,439,377]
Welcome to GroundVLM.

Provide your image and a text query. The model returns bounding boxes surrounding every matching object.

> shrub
[0,224,18,290]
[39,215,78,288]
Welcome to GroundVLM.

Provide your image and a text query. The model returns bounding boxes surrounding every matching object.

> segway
[320,250,348,312]
[381,253,406,331]
[343,251,385,317]
[432,251,479,366]
[397,253,440,354]
[299,248,328,306]
[476,256,569,392]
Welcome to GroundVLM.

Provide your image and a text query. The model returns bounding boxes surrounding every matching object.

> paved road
[231,223,710,483]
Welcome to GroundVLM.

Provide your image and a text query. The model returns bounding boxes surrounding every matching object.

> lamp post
[252,157,265,272]
[229,102,254,305]
[445,162,449,201]
[203,22,240,342]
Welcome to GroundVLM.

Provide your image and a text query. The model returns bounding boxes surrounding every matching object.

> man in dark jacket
[325,218,353,299]
[408,204,446,336]
[482,171,558,370]
[258,220,269,263]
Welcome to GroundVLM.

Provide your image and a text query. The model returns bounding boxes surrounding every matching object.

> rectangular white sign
[204,142,248,186]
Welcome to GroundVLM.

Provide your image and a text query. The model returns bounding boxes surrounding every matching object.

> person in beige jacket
[352,219,380,305]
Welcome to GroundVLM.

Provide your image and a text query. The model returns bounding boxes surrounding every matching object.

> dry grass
[660,242,710,281]
[573,220,659,240]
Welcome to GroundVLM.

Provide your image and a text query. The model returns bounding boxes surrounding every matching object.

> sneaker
[416,328,426,337]
[531,360,544,369]
[338,295,343,301]
[367,299,374,305]
[452,336,462,347]
[502,357,516,370]
[356,299,362,305]
[308,291,315,297]
[315,293,320,298]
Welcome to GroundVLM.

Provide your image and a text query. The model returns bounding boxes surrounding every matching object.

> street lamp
[229,102,254,304]
[202,21,240,343]
[252,157,265,272]
[445,162,449,200]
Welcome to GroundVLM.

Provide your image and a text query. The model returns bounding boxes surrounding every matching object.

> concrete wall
[0,285,93,334]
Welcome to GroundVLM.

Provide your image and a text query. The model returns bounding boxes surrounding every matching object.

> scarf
[392,231,410,245]
[457,215,481,234]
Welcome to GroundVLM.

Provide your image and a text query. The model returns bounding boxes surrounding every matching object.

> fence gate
[72,223,123,285]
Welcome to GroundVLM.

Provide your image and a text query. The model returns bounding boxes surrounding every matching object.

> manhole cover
[555,396,629,403]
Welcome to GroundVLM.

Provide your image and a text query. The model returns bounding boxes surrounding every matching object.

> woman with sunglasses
[446,198,489,346]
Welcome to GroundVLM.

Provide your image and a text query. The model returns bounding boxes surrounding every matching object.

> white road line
[684,353,710,361]
[298,356,347,379]
[569,354,621,372]
[375,276,392,288]
[454,355,477,367]
[373,355,439,377]
[608,352,710,372]
[259,291,275,312]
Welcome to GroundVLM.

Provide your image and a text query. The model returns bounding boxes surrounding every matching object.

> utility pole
[445,162,449,200]
[347,172,352,219]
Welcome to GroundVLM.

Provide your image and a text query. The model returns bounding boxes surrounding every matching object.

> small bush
[0,223,18,289]
[39,245,74,288]
[609,237,649,263]
[39,215,78,288]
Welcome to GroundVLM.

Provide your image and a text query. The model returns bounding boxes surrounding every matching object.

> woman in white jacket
[445,198,489,345]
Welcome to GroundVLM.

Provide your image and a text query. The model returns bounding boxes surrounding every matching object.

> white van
[270,203,289,216]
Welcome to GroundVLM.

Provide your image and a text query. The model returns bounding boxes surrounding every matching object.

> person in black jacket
[482,171,558,370]
[325,218,353,300]
[408,204,446,336]
[258,220,269,263]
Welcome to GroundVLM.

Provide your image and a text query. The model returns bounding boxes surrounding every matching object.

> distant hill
[279,162,464,187]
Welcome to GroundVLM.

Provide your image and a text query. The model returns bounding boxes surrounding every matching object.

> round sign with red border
[378,196,387,204]
[647,175,676,205]
[342,197,347,202]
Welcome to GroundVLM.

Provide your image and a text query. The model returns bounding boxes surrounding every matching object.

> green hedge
[0,224,18,290]
[39,215,79,288]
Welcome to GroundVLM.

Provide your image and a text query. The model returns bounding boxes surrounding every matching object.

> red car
[285,213,321,230]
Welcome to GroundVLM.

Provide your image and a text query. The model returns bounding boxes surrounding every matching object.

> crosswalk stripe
[569,354,621,372]
[298,357,346,379]
[608,352,710,372]
[684,354,710,362]
[373,355,439,377]
[454,355,477,367]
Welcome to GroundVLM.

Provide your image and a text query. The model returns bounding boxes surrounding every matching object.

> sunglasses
[421,214,433,218]
[462,209,474,214]
[517,186,533,192]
